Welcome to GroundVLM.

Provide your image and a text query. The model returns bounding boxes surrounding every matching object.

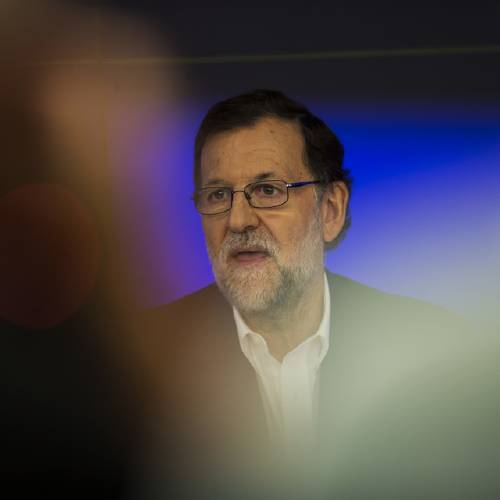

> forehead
[200,117,309,185]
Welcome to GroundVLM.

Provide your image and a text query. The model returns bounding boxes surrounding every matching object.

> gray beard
[216,258,310,316]
[207,217,324,316]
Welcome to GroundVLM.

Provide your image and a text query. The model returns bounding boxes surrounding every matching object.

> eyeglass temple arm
[287,180,322,188]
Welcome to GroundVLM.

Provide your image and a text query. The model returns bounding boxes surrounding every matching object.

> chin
[217,266,282,314]
[226,289,279,315]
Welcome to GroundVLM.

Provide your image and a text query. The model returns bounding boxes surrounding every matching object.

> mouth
[229,247,271,265]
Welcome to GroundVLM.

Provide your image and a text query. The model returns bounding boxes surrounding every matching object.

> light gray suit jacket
[135,272,499,500]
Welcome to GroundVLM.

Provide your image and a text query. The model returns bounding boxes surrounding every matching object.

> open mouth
[230,247,270,264]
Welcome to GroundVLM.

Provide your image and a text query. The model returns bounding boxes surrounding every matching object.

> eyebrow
[204,178,227,186]
[253,171,276,181]
[203,171,277,187]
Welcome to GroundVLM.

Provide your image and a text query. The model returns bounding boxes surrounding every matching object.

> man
[193,88,351,453]
[138,90,498,500]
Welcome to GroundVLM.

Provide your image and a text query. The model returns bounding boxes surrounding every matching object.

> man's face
[199,117,326,314]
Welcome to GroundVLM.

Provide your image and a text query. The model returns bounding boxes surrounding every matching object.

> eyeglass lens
[197,180,289,214]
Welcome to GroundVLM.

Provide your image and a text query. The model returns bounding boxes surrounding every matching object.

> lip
[230,247,271,265]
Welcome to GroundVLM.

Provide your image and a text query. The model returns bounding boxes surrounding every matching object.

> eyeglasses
[193,179,321,215]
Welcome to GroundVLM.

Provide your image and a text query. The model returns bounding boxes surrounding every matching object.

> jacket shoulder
[148,283,225,315]
[327,271,468,337]
[141,283,233,337]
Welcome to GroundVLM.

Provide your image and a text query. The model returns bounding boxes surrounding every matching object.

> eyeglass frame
[192,179,322,215]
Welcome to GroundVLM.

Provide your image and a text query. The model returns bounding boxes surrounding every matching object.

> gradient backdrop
[111,98,500,330]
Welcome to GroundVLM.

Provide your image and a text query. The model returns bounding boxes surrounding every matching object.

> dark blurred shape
[0,184,101,329]
[0,1,179,497]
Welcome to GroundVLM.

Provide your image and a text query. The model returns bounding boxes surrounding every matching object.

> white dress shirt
[233,274,331,454]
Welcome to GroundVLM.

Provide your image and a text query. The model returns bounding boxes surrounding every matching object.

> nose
[227,190,259,233]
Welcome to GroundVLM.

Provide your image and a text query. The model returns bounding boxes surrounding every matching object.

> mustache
[218,230,277,259]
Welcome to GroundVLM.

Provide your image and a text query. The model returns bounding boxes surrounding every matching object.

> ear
[320,182,349,243]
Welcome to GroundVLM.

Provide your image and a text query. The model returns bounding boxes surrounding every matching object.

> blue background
[112,99,500,327]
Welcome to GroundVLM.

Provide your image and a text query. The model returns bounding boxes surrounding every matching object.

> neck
[240,271,325,362]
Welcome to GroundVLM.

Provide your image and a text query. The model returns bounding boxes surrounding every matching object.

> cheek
[265,209,311,240]
[263,219,299,256]
[202,220,225,252]
[266,212,321,259]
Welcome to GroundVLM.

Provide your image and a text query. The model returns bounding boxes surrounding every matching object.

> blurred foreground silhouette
[0,1,180,497]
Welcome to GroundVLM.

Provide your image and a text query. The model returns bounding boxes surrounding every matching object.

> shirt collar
[233,272,331,359]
